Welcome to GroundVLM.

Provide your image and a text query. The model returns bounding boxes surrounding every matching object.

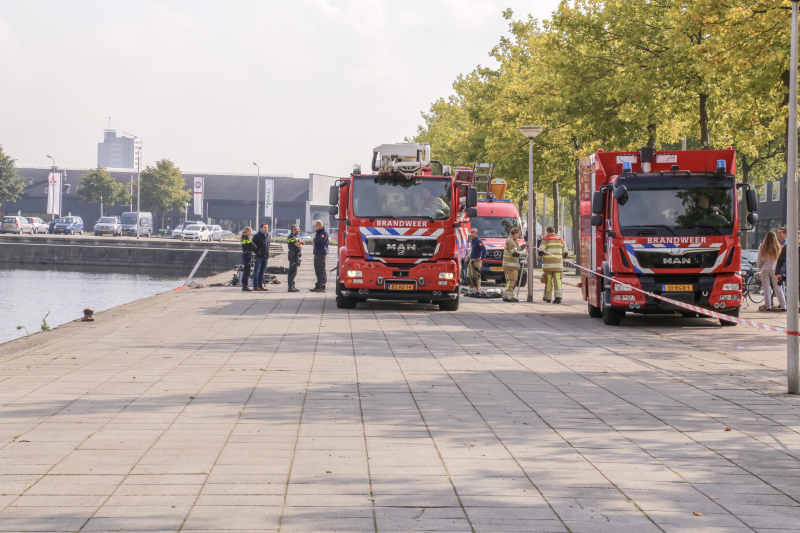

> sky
[0,0,562,180]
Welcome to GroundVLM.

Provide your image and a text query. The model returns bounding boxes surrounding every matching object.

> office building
[97,130,141,170]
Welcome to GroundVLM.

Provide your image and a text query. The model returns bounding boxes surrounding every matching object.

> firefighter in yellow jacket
[502,227,528,302]
[537,226,568,304]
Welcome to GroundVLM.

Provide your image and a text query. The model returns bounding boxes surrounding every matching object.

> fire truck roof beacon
[372,143,431,178]
[353,164,361,175]
[622,161,633,174]
[717,160,727,173]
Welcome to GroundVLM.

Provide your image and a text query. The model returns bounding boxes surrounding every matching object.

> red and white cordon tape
[533,245,789,335]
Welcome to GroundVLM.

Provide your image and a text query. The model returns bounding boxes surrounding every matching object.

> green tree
[76,167,131,217]
[0,145,24,204]
[139,159,191,228]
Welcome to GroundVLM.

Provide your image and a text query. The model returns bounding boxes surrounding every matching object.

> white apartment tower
[97,130,141,169]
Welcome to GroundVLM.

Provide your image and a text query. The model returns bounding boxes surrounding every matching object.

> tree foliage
[0,145,24,204]
[77,167,131,207]
[140,159,191,223]
[413,0,796,209]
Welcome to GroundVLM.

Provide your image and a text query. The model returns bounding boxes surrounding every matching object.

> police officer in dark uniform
[286,224,303,292]
[240,226,257,292]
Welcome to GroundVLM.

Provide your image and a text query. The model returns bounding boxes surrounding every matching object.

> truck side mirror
[591,214,603,227]
[592,191,604,214]
[329,205,339,217]
[747,213,758,225]
[613,184,628,206]
[466,187,478,208]
[466,207,477,218]
[329,185,339,206]
[745,189,759,212]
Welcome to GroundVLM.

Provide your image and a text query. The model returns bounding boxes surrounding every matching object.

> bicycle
[743,268,764,305]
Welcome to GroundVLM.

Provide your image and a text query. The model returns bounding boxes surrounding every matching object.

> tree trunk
[739,158,750,249]
[647,124,657,148]
[699,94,710,149]
[553,181,560,234]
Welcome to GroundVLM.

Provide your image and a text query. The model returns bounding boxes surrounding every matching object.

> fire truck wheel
[438,293,460,311]
[588,302,602,318]
[719,307,739,327]
[602,302,625,326]
[335,283,357,309]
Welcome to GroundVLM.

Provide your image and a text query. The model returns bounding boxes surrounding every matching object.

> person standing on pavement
[777,231,800,299]
[538,226,569,304]
[310,220,329,292]
[501,227,527,302]
[240,227,257,292]
[778,227,787,247]
[757,231,785,312]
[467,228,486,296]
[286,224,304,293]
[252,223,270,292]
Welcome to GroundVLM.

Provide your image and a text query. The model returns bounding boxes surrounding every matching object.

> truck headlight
[346,270,362,277]
[439,272,455,279]
[613,295,635,301]
[613,283,632,291]
[722,283,740,291]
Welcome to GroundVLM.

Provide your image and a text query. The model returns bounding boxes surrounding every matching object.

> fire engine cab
[580,147,759,326]
[329,143,478,311]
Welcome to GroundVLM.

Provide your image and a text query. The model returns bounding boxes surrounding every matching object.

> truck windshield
[617,176,735,236]
[120,213,138,224]
[352,177,451,221]
[471,216,521,238]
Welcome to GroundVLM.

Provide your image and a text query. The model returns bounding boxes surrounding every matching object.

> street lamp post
[253,163,260,229]
[788,0,799,394]
[518,125,543,303]
[47,155,57,220]
[136,146,141,239]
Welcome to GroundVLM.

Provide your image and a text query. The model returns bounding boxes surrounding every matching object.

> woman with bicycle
[757,231,786,312]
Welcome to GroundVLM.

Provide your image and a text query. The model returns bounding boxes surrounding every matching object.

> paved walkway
[1,262,799,532]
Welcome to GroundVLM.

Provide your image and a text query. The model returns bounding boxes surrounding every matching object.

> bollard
[81,309,95,322]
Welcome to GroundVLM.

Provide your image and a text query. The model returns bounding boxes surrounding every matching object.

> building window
[773,181,781,202]
[758,186,767,203]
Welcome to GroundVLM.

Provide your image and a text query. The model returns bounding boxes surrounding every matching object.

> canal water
[0,263,207,345]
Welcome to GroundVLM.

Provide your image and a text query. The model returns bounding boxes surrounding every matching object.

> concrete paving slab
[1,265,799,531]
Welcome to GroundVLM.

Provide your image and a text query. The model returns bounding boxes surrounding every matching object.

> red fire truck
[329,143,477,311]
[580,147,759,326]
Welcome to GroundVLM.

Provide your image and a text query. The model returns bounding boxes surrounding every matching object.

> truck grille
[366,237,437,258]
[634,250,719,269]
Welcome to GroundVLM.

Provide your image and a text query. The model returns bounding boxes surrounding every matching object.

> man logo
[663,257,692,265]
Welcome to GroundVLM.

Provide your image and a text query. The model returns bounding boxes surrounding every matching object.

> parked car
[94,216,121,236]
[1,216,34,234]
[273,229,290,238]
[172,224,186,239]
[222,230,234,238]
[26,217,48,234]
[181,224,211,241]
[741,249,758,275]
[53,216,84,235]
[208,225,223,241]
[120,211,154,237]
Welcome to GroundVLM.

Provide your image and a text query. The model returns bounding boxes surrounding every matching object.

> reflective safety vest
[502,237,526,268]
[540,234,567,272]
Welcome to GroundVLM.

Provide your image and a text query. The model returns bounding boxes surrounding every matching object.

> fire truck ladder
[472,163,495,198]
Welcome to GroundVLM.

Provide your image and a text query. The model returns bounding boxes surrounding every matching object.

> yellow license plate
[663,284,692,291]
[387,284,414,291]
[490,266,503,271]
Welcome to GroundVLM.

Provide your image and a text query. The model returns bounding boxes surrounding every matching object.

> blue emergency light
[717,160,726,173]
[622,161,632,173]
